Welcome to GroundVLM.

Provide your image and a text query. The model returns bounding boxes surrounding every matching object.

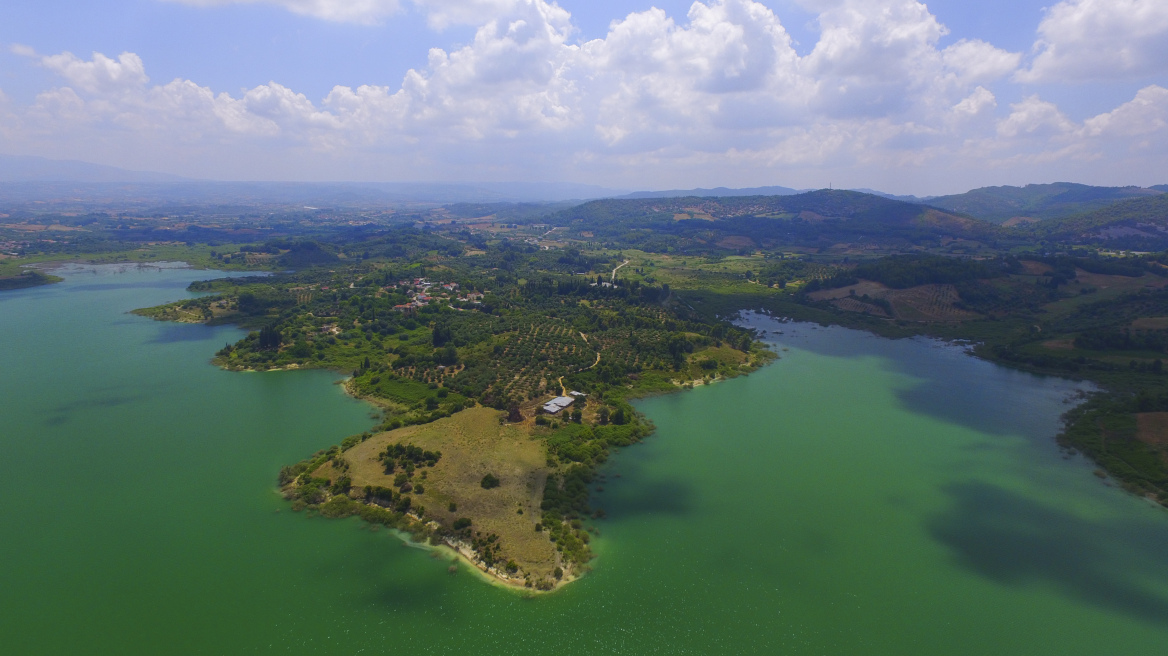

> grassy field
[314,406,563,583]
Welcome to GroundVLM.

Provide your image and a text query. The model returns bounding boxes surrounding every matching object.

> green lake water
[3,264,1168,654]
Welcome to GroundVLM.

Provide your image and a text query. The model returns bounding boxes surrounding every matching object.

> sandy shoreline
[383,523,574,595]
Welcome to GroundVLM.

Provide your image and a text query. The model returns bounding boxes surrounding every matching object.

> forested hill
[548,190,995,253]
[926,182,1163,224]
[1028,194,1168,250]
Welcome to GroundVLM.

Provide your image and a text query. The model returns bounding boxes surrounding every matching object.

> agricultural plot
[832,297,890,317]
[814,282,977,322]
[490,318,595,400]
[885,284,979,322]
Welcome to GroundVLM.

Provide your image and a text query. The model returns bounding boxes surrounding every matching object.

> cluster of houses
[391,278,485,312]
[1,239,27,256]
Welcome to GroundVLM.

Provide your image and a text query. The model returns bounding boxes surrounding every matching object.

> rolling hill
[1031,194,1168,250]
[549,190,997,253]
[926,182,1163,224]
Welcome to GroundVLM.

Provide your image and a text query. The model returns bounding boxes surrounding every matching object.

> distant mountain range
[615,182,1168,227]
[0,155,625,206]
[617,185,803,199]
[0,154,189,183]
[923,183,1165,224]
[1,154,1164,219]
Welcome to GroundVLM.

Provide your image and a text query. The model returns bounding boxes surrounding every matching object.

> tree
[481,473,501,489]
[437,345,458,366]
[611,407,627,425]
[507,403,523,423]
[432,323,453,346]
[258,324,282,350]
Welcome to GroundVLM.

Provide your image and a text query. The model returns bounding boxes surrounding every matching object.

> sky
[0,0,1166,195]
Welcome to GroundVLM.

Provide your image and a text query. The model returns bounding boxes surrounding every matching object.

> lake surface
[3,265,1168,654]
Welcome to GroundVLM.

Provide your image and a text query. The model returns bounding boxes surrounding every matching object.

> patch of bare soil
[1020,260,1053,275]
[1132,317,1168,330]
[1136,413,1168,466]
[715,235,756,250]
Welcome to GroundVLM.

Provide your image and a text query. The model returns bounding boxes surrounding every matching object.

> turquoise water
[2,265,1168,654]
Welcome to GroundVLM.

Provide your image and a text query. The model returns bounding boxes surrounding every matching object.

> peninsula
[134,232,771,590]
[9,184,1168,588]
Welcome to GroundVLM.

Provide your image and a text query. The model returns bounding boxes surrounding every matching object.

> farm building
[541,396,575,415]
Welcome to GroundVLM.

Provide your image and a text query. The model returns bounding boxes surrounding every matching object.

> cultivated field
[811,281,977,322]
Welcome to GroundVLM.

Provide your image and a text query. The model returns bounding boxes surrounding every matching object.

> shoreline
[385,527,572,595]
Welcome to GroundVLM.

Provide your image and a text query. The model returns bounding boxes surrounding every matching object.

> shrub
[481,473,501,489]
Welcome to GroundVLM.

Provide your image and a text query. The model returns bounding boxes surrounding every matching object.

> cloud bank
[5,0,1168,193]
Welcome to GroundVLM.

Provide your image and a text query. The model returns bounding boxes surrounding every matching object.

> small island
[0,269,61,291]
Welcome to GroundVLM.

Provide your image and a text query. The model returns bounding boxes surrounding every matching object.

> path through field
[611,260,629,282]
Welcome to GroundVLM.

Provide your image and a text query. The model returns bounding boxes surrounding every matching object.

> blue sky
[1,0,1166,194]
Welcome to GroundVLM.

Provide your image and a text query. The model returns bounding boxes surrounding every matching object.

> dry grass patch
[1136,413,1168,466]
[716,236,756,250]
[694,344,748,366]
[808,280,889,301]
[1132,317,1168,330]
[1074,269,1168,292]
[1019,260,1053,275]
[321,406,561,581]
[1003,217,1041,227]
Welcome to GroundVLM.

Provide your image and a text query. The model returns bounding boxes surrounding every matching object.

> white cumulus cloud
[4,0,1166,190]
[39,51,149,95]
[1017,0,1168,82]
[161,0,402,25]
[1082,85,1168,138]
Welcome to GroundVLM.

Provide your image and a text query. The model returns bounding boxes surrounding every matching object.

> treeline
[849,254,1016,289]
[1074,327,1168,352]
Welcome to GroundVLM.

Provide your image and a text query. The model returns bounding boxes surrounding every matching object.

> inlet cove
[4,264,1168,654]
